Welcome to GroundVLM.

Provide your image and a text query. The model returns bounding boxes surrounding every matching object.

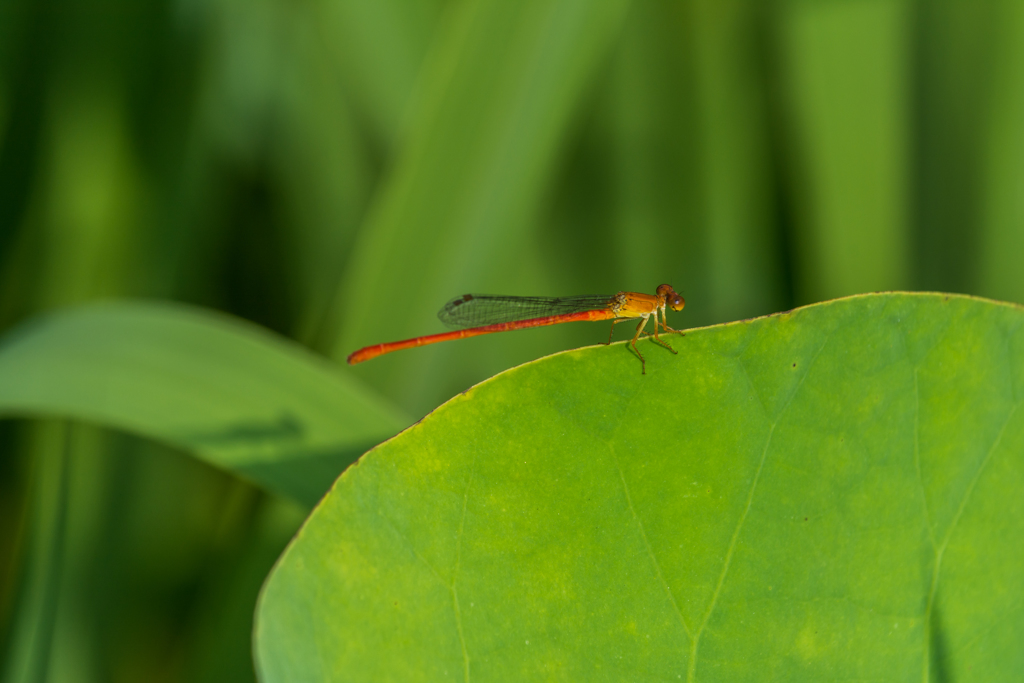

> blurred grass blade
[326,0,631,409]
[185,496,308,683]
[556,0,782,327]
[691,0,782,319]
[0,302,410,506]
[915,2,998,294]
[273,18,379,347]
[978,0,1024,304]
[257,293,1024,680]
[316,0,445,148]
[1,423,69,683]
[601,2,705,303]
[779,0,912,301]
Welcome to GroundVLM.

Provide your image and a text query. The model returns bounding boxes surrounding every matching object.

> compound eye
[671,295,686,311]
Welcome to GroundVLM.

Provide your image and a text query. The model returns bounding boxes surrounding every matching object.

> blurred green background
[2,0,1023,680]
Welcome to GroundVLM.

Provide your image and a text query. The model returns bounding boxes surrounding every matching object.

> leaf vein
[610,442,692,640]
[921,400,1021,682]
[377,512,448,587]
[912,369,936,548]
[452,461,475,683]
[687,329,833,681]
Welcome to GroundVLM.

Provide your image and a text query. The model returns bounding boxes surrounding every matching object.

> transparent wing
[437,294,615,329]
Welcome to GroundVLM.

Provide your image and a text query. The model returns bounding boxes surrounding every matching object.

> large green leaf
[0,302,409,506]
[255,292,1024,681]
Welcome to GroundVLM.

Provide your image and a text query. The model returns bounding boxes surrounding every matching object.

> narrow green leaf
[256,293,1024,681]
[316,0,445,147]
[600,1,705,303]
[0,302,409,506]
[329,0,631,414]
[1,423,69,683]
[273,13,379,347]
[779,1,912,301]
[915,1,998,294]
[977,0,1024,305]
[690,0,783,320]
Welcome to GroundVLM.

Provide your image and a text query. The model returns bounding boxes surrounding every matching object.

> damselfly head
[656,284,686,311]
